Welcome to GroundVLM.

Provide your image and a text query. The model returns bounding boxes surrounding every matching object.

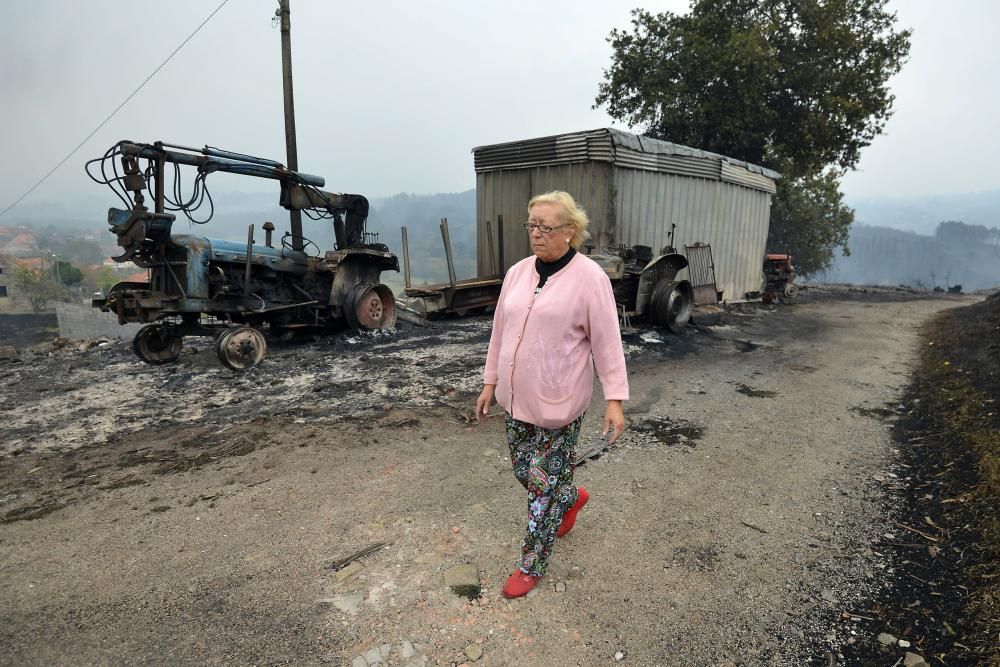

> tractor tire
[650,279,693,333]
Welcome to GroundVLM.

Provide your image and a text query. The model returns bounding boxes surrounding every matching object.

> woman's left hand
[603,400,625,444]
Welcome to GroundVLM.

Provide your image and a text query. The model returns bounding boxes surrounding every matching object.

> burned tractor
[91,140,398,370]
[762,252,799,303]
[587,243,694,332]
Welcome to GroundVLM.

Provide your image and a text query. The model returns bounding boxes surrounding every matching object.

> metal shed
[473,128,780,302]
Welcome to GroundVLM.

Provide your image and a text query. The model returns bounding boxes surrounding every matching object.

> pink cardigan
[484,253,629,428]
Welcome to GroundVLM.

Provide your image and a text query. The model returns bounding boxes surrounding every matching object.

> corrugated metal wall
[477,166,771,301]
[614,169,771,301]
[476,162,614,276]
[473,128,776,300]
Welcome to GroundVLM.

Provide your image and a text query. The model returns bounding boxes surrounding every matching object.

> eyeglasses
[523,222,567,234]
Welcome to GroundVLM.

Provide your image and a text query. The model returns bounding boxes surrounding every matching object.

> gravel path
[0,288,975,666]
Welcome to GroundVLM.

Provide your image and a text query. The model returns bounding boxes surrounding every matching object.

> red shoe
[502,570,540,598]
[556,487,590,537]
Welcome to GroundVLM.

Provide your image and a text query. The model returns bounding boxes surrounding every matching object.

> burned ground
[0,312,58,349]
[836,291,999,666]
[0,285,989,666]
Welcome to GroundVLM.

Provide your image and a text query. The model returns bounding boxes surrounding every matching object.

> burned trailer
[473,128,780,306]
[91,140,398,370]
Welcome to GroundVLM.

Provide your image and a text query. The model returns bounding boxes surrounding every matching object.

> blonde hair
[527,191,591,249]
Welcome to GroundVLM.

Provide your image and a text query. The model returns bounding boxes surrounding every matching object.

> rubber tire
[132,324,182,365]
[345,283,397,330]
[650,279,693,333]
[216,326,267,371]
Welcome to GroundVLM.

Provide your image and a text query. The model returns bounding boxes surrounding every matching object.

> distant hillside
[849,189,1000,236]
[11,187,996,292]
[814,224,1000,291]
[1,189,476,281]
[367,190,476,286]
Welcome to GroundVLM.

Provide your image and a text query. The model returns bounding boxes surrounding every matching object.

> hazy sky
[1,0,997,218]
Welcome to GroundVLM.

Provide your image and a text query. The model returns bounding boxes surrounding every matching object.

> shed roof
[472,127,780,194]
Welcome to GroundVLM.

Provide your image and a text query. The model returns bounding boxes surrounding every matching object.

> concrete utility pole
[277,0,303,251]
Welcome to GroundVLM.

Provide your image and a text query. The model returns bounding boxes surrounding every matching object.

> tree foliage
[12,266,65,313]
[56,260,84,286]
[935,221,995,246]
[596,0,911,274]
[95,266,120,292]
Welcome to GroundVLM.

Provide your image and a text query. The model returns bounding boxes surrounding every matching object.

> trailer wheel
[216,326,267,371]
[650,279,693,333]
[783,283,800,299]
[346,284,397,330]
[132,324,182,365]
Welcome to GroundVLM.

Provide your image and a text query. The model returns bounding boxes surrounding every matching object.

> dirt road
[0,288,976,666]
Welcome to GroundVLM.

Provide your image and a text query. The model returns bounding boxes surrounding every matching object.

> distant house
[0,256,60,313]
[0,253,14,312]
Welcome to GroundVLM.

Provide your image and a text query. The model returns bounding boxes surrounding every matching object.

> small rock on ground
[400,641,417,659]
[364,646,383,664]
[877,632,897,645]
[465,644,483,662]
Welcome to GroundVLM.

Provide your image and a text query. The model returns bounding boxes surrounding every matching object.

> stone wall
[56,302,142,341]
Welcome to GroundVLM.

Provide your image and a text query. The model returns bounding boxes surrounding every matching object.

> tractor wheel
[650,279,693,333]
[132,324,182,365]
[216,326,267,371]
[346,284,397,330]
[783,283,800,299]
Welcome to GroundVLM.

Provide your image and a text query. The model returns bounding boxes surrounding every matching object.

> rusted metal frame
[448,285,502,311]
[253,299,318,314]
[685,243,718,305]
[118,143,324,187]
[401,226,412,289]
[160,246,187,299]
[244,225,254,296]
[440,218,457,287]
[154,156,165,214]
[497,214,505,275]
[485,220,496,277]
[291,283,314,301]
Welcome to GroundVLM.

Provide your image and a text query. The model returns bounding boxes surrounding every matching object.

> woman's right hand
[475,384,496,424]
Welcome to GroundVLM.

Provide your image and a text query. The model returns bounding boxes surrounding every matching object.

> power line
[0,0,231,220]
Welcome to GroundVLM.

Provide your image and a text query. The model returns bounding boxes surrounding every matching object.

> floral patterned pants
[505,412,585,576]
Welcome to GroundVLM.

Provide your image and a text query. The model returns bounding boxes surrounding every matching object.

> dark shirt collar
[535,247,576,289]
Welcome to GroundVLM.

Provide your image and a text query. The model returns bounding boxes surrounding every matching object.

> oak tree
[596,0,911,274]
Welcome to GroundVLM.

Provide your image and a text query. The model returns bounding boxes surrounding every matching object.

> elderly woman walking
[476,190,629,598]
